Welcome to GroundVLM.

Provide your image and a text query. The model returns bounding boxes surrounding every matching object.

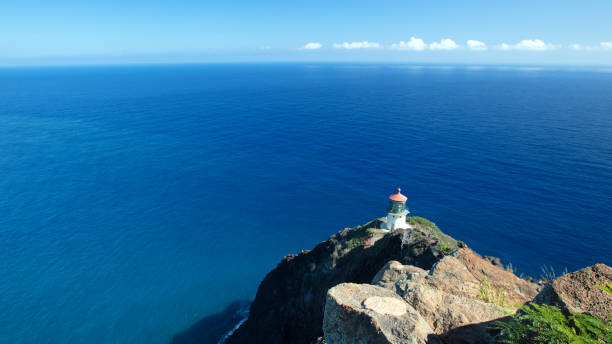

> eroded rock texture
[327,248,541,344]
[534,263,612,321]
[323,283,436,344]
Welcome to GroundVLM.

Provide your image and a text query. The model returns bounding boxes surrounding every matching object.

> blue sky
[2,0,612,65]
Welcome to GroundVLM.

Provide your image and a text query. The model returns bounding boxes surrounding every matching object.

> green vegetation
[438,242,449,252]
[597,282,612,296]
[477,277,509,309]
[491,280,612,343]
[343,224,371,251]
[331,220,388,264]
[492,303,612,344]
[597,283,612,322]
[367,228,388,235]
[406,216,457,254]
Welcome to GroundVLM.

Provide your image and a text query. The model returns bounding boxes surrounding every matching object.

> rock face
[452,248,540,306]
[323,283,436,344]
[221,213,608,344]
[323,258,612,344]
[534,263,612,321]
[171,301,249,344]
[225,219,452,344]
[365,248,541,343]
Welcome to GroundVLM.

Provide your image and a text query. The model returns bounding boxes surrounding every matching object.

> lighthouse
[384,188,410,231]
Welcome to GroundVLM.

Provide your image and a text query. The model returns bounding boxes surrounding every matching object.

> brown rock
[534,263,612,320]
[371,249,541,343]
[483,256,504,269]
[454,248,540,306]
[373,258,502,343]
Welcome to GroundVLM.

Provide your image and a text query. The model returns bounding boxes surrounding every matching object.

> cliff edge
[225,217,463,344]
[224,218,610,343]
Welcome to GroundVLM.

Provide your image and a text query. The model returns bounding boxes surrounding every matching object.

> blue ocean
[0,64,610,343]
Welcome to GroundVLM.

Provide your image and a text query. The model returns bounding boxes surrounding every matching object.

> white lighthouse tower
[384,188,410,231]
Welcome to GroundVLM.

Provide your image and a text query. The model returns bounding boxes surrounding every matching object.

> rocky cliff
[225,218,456,344]
[324,248,540,343]
[224,218,611,344]
[324,259,611,343]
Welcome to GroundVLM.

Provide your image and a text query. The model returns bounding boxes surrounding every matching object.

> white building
[384,188,411,231]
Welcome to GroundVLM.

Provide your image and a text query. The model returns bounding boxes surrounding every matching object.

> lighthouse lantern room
[384,188,410,231]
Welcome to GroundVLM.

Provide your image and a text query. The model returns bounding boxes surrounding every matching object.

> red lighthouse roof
[389,188,407,202]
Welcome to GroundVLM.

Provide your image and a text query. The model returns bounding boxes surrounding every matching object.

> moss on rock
[407,216,457,254]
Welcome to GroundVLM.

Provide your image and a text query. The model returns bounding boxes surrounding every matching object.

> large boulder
[323,283,437,344]
[371,248,541,343]
[534,263,612,321]
[372,261,428,292]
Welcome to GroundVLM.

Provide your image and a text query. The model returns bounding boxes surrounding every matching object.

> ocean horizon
[1,63,611,343]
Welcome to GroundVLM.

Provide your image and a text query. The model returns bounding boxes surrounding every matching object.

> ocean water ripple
[0,64,610,343]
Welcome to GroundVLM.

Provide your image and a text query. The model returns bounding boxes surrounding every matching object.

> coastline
[171,301,250,344]
[197,216,612,343]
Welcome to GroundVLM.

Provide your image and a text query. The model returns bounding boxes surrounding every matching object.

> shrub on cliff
[406,216,457,254]
[492,302,612,343]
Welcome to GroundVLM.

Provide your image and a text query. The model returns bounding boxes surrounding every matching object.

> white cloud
[498,39,560,51]
[569,44,584,50]
[429,38,459,51]
[601,42,612,50]
[300,42,322,50]
[569,44,594,51]
[569,42,612,51]
[467,40,487,51]
[300,38,610,53]
[333,41,381,49]
[390,37,427,51]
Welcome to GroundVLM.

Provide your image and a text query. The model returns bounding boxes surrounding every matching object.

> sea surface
[0,64,611,343]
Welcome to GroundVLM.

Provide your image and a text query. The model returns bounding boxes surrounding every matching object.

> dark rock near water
[483,256,503,269]
[225,219,449,344]
[171,300,249,344]
[220,215,608,344]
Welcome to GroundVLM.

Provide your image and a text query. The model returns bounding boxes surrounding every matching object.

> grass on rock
[407,216,457,253]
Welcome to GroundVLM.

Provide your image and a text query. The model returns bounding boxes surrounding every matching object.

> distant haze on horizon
[2,0,612,66]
